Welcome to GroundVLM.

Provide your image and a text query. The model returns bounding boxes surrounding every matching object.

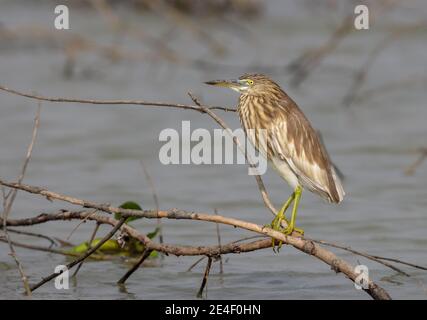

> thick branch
[1,210,273,256]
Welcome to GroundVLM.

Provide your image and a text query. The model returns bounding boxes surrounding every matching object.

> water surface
[0,0,426,299]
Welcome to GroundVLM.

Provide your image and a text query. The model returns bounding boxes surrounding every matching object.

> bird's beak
[204,79,244,92]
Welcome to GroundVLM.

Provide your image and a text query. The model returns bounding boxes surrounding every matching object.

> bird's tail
[330,166,345,203]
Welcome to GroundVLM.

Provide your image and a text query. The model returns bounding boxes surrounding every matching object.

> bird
[205,73,345,238]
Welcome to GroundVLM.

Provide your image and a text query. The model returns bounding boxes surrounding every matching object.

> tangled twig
[1,103,41,296]
[0,180,391,300]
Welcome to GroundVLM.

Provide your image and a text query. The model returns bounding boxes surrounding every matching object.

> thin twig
[309,238,411,276]
[355,75,427,104]
[343,32,397,107]
[29,218,126,292]
[140,159,163,245]
[89,0,181,64]
[197,257,213,298]
[117,248,153,284]
[1,103,41,296]
[186,234,268,272]
[231,235,268,244]
[186,256,206,272]
[187,92,277,216]
[186,208,226,273]
[404,148,427,176]
[65,209,99,240]
[0,237,80,257]
[288,15,354,87]
[142,0,226,55]
[0,85,235,112]
[3,227,58,248]
[72,221,101,277]
[370,255,427,271]
[0,236,112,260]
[214,208,223,274]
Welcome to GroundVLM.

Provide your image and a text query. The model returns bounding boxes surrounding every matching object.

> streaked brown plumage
[236,73,344,203]
[206,73,344,236]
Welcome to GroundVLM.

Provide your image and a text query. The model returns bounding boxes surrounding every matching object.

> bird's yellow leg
[270,192,294,231]
[269,193,294,251]
[284,186,304,235]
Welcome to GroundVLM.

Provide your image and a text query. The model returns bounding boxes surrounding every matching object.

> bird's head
[205,73,280,96]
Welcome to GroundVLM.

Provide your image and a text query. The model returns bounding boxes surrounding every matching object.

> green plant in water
[69,201,159,259]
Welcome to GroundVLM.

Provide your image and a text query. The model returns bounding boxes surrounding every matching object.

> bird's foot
[267,220,305,253]
[283,224,304,236]
[270,214,285,231]
[268,215,289,252]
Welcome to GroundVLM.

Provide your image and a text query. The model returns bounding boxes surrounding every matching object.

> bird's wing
[267,101,344,203]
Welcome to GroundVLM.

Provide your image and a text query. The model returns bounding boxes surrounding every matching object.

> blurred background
[0,0,426,299]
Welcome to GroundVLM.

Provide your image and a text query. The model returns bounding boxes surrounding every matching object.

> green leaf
[67,235,159,259]
[70,239,121,253]
[115,201,142,223]
[147,227,160,239]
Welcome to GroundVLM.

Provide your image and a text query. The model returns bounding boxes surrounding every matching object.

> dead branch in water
[214,208,224,274]
[2,84,424,300]
[117,248,154,285]
[140,159,164,245]
[72,222,101,277]
[0,179,392,300]
[1,103,41,296]
[197,257,213,298]
[1,227,58,248]
[29,217,126,292]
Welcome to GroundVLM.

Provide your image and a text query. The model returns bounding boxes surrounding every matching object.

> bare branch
[0,85,235,112]
[117,248,153,285]
[186,256,206,272]
[187,92,277,216]
[140,159,163,245]
[288,15,354,87]
[1,103,41,296]
[404,148,427,176]
[2,227,58,248]
[1,210,274,256]
[197,257,212,298]
[29,218,126,292]
[343,31,399,107]
[214,208,224,274]
[72,221,101,277]
[309,238,411,276]
[0,181,392,300]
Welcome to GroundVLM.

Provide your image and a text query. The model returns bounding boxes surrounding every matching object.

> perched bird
[205,74,344,237]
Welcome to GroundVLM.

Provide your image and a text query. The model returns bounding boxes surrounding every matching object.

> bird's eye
[247,79,254,85]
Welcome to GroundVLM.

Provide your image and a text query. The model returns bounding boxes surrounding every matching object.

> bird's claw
[283,225,305,236]
[269,219,286,253]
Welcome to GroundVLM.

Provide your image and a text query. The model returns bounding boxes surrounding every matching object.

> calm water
[1,1,427,299]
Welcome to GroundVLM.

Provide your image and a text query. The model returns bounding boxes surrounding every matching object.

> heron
[205,73,344,239]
